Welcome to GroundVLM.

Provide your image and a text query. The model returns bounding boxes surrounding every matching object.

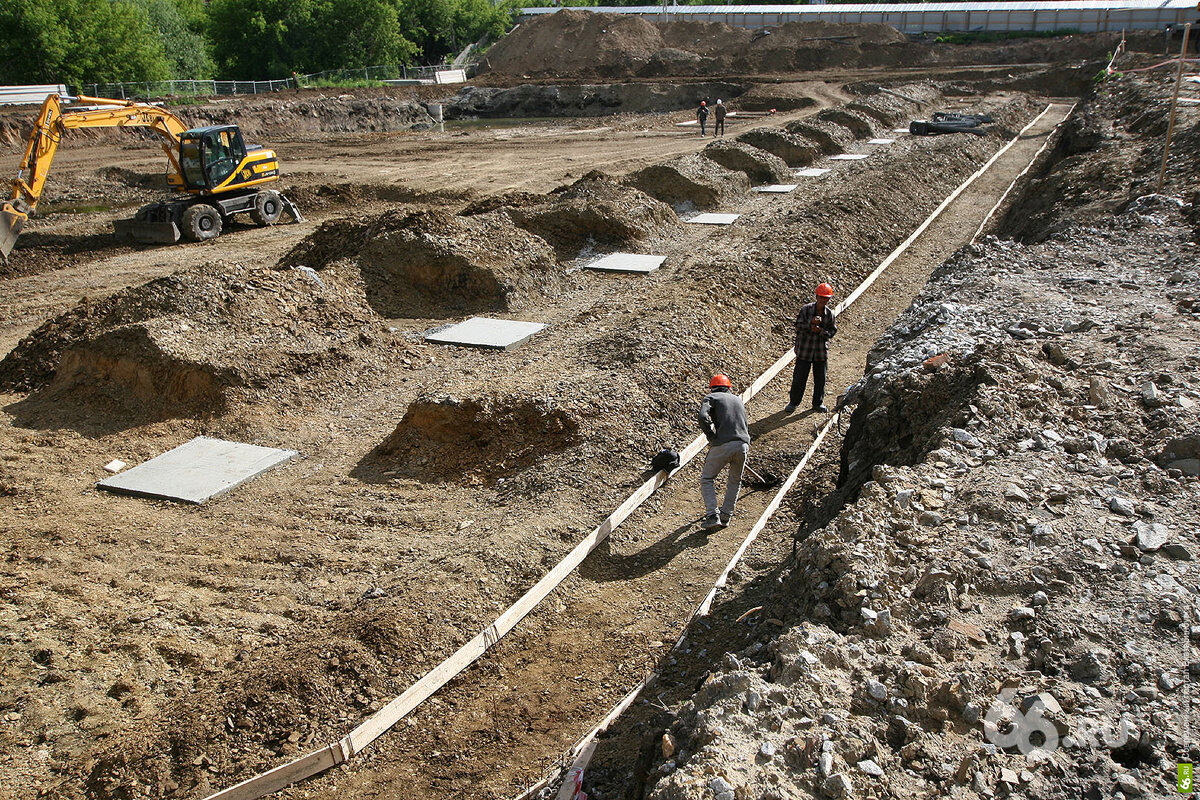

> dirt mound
[0,261,389,425]
[466,172,677,260]
[700,139,792,185]
[814,107,879,138]
[785,118,856,154]
[626,153,750,212]
[480,9,665,79]
[660,19,752,57]
[734,128,819,167]
[729,21,910,73]
[846,81,943,126]
[481,14,913,79]
[374,392,582,485]
[281,209,560,318]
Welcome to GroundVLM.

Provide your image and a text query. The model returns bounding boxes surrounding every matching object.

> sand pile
[282,209,561,317]
[376,392,583,485]
[626,154,750,212]
[0,262,391,422]
[734,128,820,167]
[701,140,792,185]
[464,172,677,259]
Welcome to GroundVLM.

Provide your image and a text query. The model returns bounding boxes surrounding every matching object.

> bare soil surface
[0,20,1195,800]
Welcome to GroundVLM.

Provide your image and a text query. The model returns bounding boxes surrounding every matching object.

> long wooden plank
[207,338,780,798]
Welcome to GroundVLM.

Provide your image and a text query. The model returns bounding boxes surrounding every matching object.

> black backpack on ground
[650,448,680,474]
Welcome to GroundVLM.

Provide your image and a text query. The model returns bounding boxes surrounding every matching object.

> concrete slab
[97,436,298,504]
[425,317,547,350]
[795,167,831,177]
[868,138,896,145]
[584,253,666,273]
[686,213,740,225]
[753,184,798,193]
[830,154,869,161]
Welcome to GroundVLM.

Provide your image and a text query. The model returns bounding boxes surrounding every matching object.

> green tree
[207,0,420,78]
[206,0,314,79]
[0,0,172,85]
[309,0,416,70]
[125,0,214,78]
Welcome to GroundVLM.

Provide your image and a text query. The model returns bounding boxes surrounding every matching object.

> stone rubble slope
[631,194,1200,800]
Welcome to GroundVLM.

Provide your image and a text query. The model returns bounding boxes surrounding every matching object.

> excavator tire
[250,190,283,226]
[182,203,223,242]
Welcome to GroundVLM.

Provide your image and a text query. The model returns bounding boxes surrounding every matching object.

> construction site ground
[0,19,1197,800]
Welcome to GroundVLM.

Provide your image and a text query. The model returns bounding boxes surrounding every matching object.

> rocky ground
[581,62,1200,800]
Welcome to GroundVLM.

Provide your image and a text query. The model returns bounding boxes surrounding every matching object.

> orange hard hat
[701,101,707,106]
[816,282,834,298]
[709,373,732,389]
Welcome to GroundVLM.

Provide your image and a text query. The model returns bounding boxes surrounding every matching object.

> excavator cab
[178,126,250,191]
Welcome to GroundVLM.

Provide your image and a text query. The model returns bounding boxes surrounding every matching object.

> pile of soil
[480,11,1142,81]
[626,154,751,212]
[481,12,912,79]
[0,261,392,423]
[374,392,583,485]
[281,208,561,318]
[701,140,792,185]
[464,172,677,260]
[734,128,819,167]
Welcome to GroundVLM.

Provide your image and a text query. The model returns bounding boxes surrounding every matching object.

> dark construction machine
[0,93,303,260]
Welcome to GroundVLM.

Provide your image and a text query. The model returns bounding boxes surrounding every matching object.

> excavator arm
[1,94,190,259]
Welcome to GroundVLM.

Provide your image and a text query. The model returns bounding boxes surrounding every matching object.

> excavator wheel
[250,190,283,226]
[182,203,223,242]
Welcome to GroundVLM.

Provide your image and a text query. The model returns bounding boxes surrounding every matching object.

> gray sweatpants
[701,440,748,519]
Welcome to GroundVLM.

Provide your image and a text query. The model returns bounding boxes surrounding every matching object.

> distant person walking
[698,374,750,530]
[786,283,837,414]
[713,99,727,137]
[696,101,709,136]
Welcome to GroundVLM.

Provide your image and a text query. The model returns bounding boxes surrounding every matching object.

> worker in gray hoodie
[697,373,751,530]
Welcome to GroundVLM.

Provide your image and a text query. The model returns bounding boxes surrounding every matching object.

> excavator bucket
[0,201,27,260]
[112,216,180,244]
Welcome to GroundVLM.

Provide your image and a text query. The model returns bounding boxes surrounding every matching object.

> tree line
[0,0,515,85]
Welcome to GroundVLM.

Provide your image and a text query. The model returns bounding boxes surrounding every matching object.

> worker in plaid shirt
[785,282,837,414]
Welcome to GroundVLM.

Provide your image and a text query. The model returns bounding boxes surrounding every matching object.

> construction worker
[786,282,837,414]
[696,100,709,136]
[713,99,727,137]
[698,374,750,530]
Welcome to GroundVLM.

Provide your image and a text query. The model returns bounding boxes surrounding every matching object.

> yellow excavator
[0,93,303,259]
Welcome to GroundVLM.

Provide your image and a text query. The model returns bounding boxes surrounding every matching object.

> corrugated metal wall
[520,2,1196,33]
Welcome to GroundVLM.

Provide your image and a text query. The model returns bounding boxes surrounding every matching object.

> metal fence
[77,64,467,100]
